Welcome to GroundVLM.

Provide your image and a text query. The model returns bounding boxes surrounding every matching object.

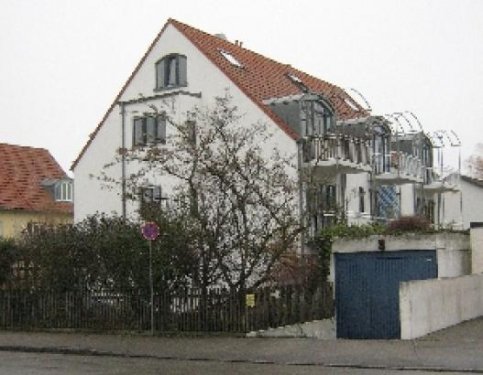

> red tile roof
[71,19,368,169]
[0,143,73,214]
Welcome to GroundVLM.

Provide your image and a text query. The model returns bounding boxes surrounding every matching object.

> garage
[335,250,437,339]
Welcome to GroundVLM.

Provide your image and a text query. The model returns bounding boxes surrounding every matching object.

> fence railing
[0,284,333,333]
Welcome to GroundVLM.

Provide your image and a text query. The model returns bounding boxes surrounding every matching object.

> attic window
[155,54,187,90]
[219,50,242,67]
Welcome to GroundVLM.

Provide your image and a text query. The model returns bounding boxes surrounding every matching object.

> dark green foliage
[0,237,18,285]
[16,214,196,292]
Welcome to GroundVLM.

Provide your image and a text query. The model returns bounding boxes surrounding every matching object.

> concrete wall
[470,223,483,274]
[330,232,470,282]
[400,274,483,339]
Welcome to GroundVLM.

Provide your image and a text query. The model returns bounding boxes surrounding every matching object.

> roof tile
[0,143,73,214]
[72,19,368,169]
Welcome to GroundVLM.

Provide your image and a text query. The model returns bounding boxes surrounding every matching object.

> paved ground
[0,351,472,375]
[0,317,483,373]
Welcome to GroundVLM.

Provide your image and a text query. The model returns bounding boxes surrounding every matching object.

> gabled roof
[72,19,368,170]
[0,143,73,214]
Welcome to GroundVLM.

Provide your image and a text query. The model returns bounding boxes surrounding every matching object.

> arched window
[155,54,187,90]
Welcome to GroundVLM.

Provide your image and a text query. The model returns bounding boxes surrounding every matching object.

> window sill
[154,84,188,93]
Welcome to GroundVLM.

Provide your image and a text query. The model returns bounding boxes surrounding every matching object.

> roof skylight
[287,73,303,84]
[344,97,360,111]
[219,50,243,67]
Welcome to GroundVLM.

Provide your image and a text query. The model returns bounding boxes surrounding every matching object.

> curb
[1,345,483,373]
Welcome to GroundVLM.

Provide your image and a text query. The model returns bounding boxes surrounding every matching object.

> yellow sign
[245,293,255,308]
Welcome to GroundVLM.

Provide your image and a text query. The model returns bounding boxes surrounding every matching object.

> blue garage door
[335,250,437,339]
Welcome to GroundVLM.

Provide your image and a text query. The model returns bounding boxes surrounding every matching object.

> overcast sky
[1,0,482,175]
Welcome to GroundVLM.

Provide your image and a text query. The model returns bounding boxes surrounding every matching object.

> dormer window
[55,180,73,202]
[304,100,334,136]
[155,54,187,90]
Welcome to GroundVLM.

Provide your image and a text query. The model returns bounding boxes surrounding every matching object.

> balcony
[301,135,372,176]
[423,170,460,193]
[374,151,424,185]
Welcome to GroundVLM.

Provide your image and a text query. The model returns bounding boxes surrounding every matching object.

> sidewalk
[1,317,483,372]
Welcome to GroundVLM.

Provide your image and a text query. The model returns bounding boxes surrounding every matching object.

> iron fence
[0,284,333,333]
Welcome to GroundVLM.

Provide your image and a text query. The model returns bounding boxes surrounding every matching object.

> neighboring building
[72,19,455,238]
[441,175,483,229]
[0,143,73,238]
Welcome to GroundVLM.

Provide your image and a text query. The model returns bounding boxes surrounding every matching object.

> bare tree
[102,94,303,296]
[466,143,483,179]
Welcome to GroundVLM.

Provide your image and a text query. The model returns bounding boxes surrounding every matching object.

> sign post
[141,221,160,336]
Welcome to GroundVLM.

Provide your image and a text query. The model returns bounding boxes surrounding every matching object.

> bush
[0,237,18,285]
[386,216,432,234]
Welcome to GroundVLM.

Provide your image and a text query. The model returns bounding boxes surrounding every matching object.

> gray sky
[1,0,482,175]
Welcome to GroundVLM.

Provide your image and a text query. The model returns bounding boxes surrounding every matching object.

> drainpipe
[297,139,305,257]
[120,102,127,220]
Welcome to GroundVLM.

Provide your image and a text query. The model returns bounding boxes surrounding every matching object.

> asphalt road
[0,351,473,375]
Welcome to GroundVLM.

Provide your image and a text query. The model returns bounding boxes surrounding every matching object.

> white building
[440,175,483,229]
[72,19,453,235]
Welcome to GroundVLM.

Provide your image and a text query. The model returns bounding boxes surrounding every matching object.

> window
[26,222,45,235]
[373,125,389,173]
[359,187,366,213]
[140,186,162,204]
[55,180,73,202]
[139,185,168,212]
[219,50,243,67]
[304,100,333,137]
[133,115,166,147]
[155,54,187,89]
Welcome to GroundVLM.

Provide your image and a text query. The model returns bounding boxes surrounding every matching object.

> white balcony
[423,170,460,193]
[301,135,372,175]
[374,151,424,185]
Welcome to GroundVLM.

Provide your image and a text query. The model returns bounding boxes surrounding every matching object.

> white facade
[441,176,483,229]
[73,23,296,221]
[73,19,445,231]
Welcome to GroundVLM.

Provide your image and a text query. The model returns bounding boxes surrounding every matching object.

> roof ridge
[71,19,367,169]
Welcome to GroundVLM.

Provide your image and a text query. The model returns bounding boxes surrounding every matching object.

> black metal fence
[0,284,333,333]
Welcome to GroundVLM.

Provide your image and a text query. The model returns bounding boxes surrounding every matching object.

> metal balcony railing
[302,135,371,167]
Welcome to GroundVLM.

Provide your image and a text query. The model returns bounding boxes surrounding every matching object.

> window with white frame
[54,180,73,202]
[133,115,166,147]
[155,54,187,90]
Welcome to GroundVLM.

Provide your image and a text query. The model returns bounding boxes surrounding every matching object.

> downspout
[120,102,127,220]
[297,139,305,256]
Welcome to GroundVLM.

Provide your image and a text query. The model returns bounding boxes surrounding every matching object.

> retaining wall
[400,274,483,339]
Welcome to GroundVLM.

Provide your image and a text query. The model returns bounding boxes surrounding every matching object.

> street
[0,351,471,375]
[1,317,483,374]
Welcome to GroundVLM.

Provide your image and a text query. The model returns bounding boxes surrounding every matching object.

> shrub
[386,215,432,234]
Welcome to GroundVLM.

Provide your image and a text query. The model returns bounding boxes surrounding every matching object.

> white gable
[74,23,296,221]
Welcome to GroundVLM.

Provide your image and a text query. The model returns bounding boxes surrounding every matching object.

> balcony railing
[373,151,424,184]
[302,135,371,167]
[390,151,424,180]
[423,168,460,192]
